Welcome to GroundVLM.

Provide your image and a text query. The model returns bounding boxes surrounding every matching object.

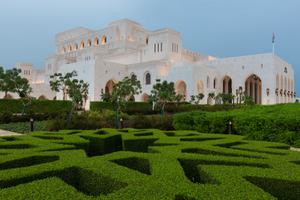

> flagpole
[272,32,275,55]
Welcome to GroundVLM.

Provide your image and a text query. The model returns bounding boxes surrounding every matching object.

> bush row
[173,104,300,146]
[0,121,48,133]
[0,99,72,123]
[90,101,241,115]
[0,99,72,114]
[46,111,173,131]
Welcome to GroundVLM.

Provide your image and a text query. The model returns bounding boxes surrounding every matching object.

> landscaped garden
[0,129,299,199]
[1,70,300,199]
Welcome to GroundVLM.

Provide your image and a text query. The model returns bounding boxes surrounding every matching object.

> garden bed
[0,129,299,199]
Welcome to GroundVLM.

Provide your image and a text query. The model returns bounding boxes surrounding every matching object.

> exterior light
[266,88,270,96]
[30,118,34,132]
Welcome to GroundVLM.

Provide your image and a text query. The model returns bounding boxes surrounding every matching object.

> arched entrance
[222,76,232,94]
[245,74,262,104]
[38,95,47,100]
[142,93,150,102]
[105,80,116,94]
[175,80,187,101]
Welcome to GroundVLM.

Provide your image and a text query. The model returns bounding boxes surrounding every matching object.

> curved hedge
[0,129,299,199]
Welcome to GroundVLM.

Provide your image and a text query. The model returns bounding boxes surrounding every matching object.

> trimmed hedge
[90,101,241,114]
[0,99,72,114]
[173,104,300,146]
[0,129,299,199]
[0,99,72,123]
[0,121,48,133]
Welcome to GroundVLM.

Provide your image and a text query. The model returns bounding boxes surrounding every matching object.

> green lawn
[0,129,299,200]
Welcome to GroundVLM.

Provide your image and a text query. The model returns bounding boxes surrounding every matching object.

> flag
[272,32,275,44]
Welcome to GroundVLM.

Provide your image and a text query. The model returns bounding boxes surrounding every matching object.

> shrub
[128,115,173,130]
[46,110,129,131]
[90,101,240,115]
[0,121,48,133]
[0,99,72,114]
[0,99,72,123]
[173,104,300,146]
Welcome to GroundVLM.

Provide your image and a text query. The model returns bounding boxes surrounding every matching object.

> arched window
[74,43,78,50]
[223,76,232,94]
[145,72,151,85]
[94,37,99,46]
[105,79,116,94]
[61,47,66,53]
[102,36,107,45]
[142,93,150,102]
[87,39,92,47]
[80,41,85,49]
[175,80,187,101]
[245,74,262,104]
[213,78,217,89]
[207,76,210,88]
[146,37,149,45]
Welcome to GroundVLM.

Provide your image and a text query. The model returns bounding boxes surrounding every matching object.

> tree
[0,67,32,99]
[0,67,18,98]
[242,93,254,105]
[190,93,205,104]
[101,75,141,128]
[66,79,89,124]
[49,71,89,125]
[14,75,32,98]
[100,89,112,102]
[150,79,177,115]
[208,92,215,99]
[81,82,89,109]
[217,93,235,104]
[0,67,32,114]
[50,71,77,100]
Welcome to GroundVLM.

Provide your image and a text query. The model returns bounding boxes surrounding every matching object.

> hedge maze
[0,129,299,199]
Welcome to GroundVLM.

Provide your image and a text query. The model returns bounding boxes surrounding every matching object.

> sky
[0,0,299,94]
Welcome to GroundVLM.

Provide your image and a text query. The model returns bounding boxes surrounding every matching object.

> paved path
[0,129,22,137]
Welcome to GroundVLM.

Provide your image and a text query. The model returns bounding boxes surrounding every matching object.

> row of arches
[104,72,152,94]
[276,74,294,103]
[61,36,108,54]
[103,74,296,104]
[104,74,262,104]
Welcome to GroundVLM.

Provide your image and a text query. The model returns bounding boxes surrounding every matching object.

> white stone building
[6,19,296,105]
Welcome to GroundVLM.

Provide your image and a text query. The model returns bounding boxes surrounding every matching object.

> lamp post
[30,118,34,132]
[228,121,232,134]
[120,118,124,129]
